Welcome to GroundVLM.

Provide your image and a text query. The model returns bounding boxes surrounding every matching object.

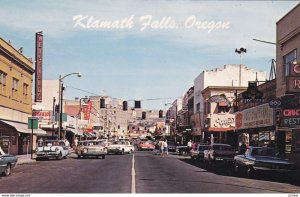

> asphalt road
[0,151,300,193]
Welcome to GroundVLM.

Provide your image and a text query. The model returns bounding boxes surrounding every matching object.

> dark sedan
[0,147,18,176]
[167,141,177,152]
[234,146,297,177]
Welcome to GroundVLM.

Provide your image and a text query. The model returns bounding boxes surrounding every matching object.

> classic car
[203,143,235,167]
[190,144,210,160]
[107,140,134,154]
[137,141,155,151]
[234,146,297,177]
[76,140,107,159]
[0,146,17,176]
[35,140,70,160]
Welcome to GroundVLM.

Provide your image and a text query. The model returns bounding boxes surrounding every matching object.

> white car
[107,140,134,154]
[35,140,70,160]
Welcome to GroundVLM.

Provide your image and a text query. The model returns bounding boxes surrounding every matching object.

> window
[0,71,7,95]
[283,49,297,77]
[12,78,19,99]
[23,83,29,99]
[196,103,200,112]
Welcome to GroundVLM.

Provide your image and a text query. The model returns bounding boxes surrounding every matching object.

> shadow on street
[179,158,300,187]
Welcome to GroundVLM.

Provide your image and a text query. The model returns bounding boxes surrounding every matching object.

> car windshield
[198,146,209,151]
[251,148,276,157]
[213,145,233,151]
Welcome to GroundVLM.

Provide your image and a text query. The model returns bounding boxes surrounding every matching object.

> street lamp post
[58,72,82,140]
[235,48,247,87]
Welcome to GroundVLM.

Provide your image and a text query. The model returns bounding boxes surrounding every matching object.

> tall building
[0,37,45,155]
[275,3,300,165]
[194,64,266,140]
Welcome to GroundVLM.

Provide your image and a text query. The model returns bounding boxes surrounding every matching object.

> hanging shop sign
[241,82,264,103]
[286,62,300,93]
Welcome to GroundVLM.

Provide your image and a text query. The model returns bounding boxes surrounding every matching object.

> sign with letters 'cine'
[287,62,300,93]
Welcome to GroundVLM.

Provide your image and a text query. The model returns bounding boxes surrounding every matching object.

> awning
[66,128,83,136]
[0,120,47,135]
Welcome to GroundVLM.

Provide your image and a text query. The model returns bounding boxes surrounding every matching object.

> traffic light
[100,98,105,108]
[55,104,59,112]
[123,101,128,111]
[142,111,146,119]
[135,100,141,108]
[159,110,163,118]
[275,110,281,126]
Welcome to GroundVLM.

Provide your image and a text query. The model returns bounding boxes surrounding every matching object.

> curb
[17,159,36,165]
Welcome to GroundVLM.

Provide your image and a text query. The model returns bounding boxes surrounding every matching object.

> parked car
[107,140,134,154]
[76,140,107,159]
[137,141,155,151]
[204,143,235,167]
[167,141,177,152]
[35,140,70,160]
[190,144,210,160]
[234,146,297,177]
[176,145,189,155]
[0,146,17,176]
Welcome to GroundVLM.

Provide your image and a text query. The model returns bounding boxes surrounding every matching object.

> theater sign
[235,103,274,130]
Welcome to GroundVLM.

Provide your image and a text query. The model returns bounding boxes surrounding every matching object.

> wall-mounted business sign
[286,76,300,93]
[235,103,274,129]
[281,108,300,126]
[35,31,43,102]
[209,114,235,132]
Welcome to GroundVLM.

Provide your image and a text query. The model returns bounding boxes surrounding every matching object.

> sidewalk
[16,154,37,165]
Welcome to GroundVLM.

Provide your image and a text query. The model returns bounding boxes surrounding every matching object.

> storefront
[235,103,275,150]
[0,120,46,155]
[207,113,235,145]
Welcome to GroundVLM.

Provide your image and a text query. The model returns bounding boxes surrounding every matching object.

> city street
[0,151,300,193]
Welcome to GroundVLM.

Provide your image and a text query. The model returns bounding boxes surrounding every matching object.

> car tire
[234,162,240,175]
[3,164,11,176]
[246,166,254,178]
[56,152,63,160]
[121,149,125,155]
[102,155,105,159]
[77,155,81,159]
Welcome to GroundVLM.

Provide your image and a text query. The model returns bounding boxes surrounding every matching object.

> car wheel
[246,166,254,178]
[121,149,125,155]
[234,162,240,175]
[128,150,133,154]
[102,155,105,159]
[56,152,63,160]
[3,164,11,176]
[77,155,81,159]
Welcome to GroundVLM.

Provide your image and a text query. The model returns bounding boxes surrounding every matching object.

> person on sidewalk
[163,139,168,156]
[187,140,192,155]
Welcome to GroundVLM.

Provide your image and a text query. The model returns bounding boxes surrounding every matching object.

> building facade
[0,37,36,154]
[276,3,300,165]
[194,64,266,142]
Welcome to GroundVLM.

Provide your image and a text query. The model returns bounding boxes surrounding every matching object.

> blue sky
[0,0,299,109]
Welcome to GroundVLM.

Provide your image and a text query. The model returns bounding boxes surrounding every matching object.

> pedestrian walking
[159,139,164,156]
[187,140,192,154]
[163,140,168,156]
[74,137,79,147]
[64,138,70,147]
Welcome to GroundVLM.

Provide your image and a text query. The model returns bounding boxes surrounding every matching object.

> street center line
[131,153,136,193]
